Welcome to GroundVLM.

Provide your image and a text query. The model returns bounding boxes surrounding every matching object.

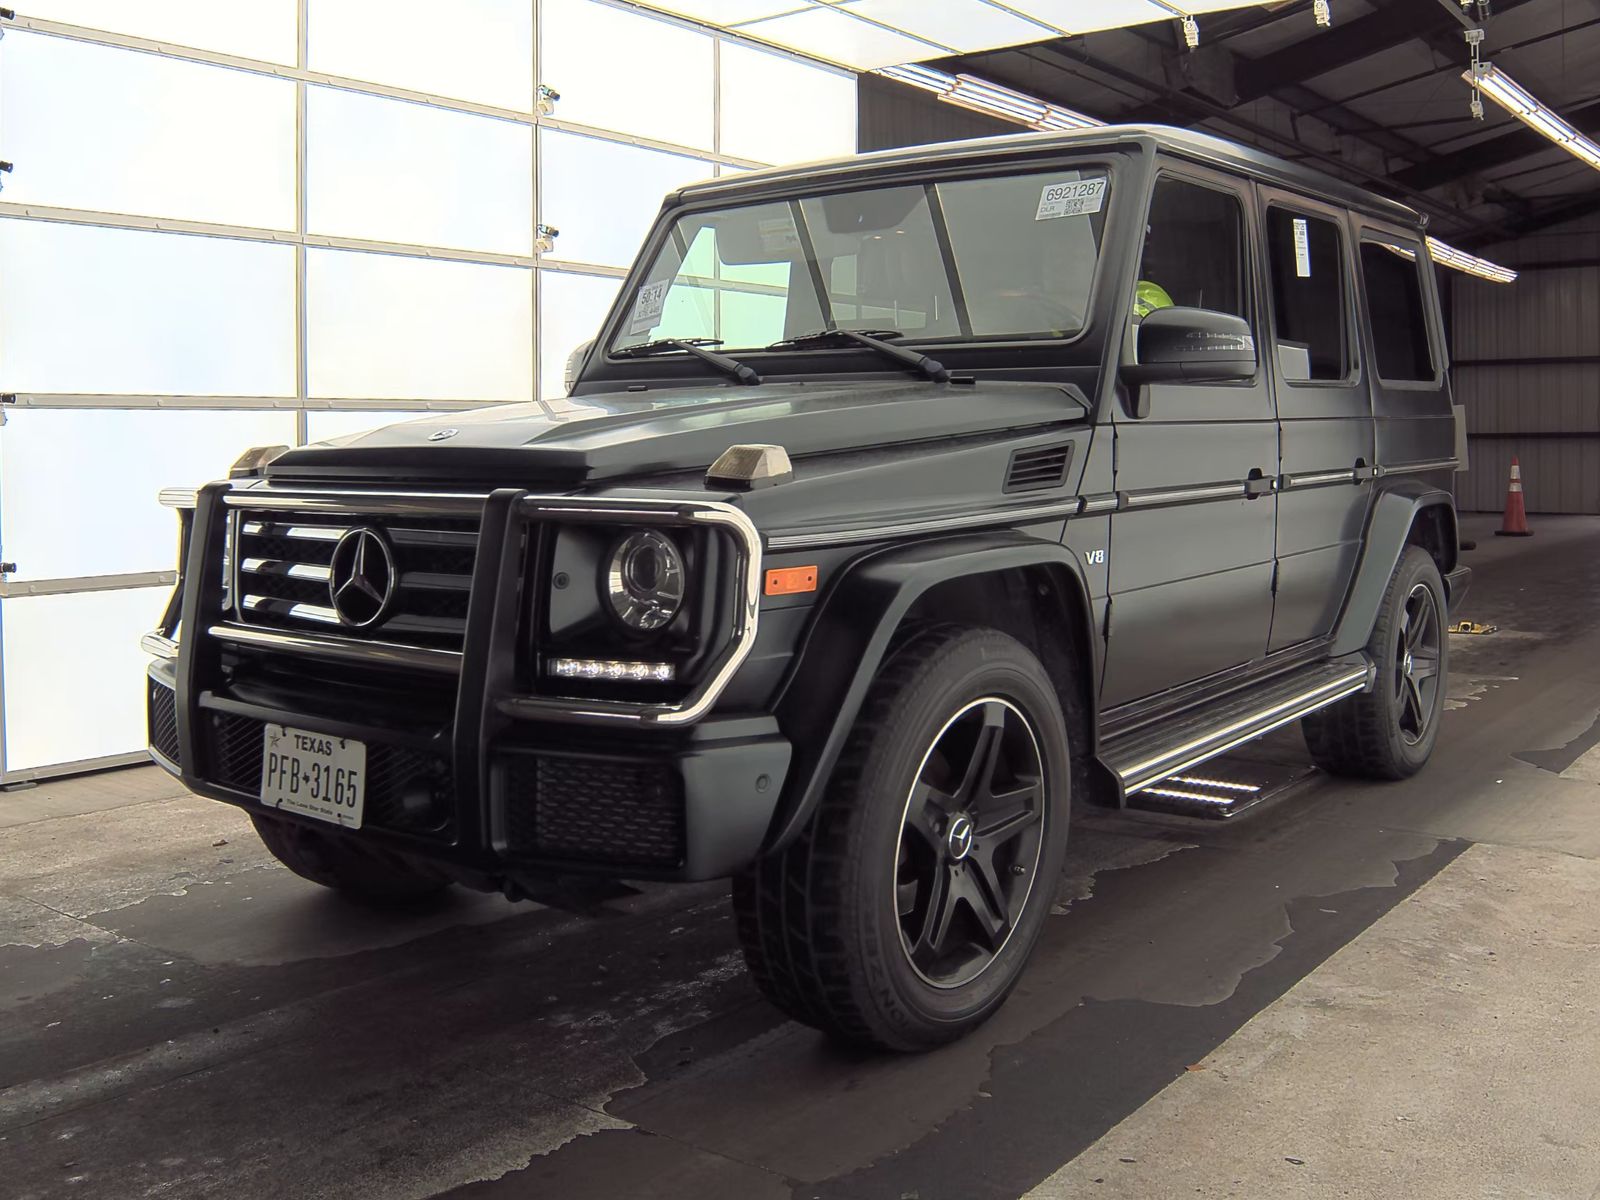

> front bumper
[145,482,792,883]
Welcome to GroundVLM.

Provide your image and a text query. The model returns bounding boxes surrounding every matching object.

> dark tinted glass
[1138,178,1247,319]
[1266,208,1348,382]
[1360,242,1435,381]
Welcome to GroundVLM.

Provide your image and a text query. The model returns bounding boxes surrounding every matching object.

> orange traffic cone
[1494,456,1533,537]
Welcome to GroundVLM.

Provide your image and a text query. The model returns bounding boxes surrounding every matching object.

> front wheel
[1303,545,1448,780]
[733,626,1072,1051]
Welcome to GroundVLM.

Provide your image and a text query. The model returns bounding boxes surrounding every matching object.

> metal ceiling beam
[1233,0,1538,103]
[1468,187,1600,244]
[1394,99,1600,191]
[1233,0,1451,102]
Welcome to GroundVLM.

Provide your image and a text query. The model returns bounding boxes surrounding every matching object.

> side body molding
[764,531,1096,854]
[1330,483,1459,657]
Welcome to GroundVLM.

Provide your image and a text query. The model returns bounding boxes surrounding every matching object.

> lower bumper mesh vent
[502,753,685,868]
[148,680,181,765]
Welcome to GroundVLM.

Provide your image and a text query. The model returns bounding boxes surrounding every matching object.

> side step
[1100,657,1374,804]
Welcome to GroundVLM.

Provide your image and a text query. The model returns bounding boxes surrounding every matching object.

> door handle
[1244,469,1276,498]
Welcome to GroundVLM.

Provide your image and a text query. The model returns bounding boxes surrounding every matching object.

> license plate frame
[260,724,367,829]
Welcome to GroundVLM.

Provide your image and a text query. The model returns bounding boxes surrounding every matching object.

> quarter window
[1266,208,1349,383]
[1360,241,1436,381]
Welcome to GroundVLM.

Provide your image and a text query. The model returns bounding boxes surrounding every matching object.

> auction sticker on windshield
[1035,177,1107,221]
[260,724,366,829]
[629,279,670,332]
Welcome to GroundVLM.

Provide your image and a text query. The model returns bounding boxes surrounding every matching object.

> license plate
[260,724,366,829]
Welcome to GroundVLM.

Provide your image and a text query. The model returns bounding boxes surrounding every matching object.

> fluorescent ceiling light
[1426,237,1518,283]
[1465,64,1600,174]
[876,64,1100,131]
[874,64,1518,284]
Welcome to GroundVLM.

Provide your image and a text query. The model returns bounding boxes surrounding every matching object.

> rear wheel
[733,626,1072,1051]
[251,813,451,904]
[1303,545,1448,779]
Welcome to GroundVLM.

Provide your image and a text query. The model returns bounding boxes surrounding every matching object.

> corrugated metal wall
[1452,213,1600,514]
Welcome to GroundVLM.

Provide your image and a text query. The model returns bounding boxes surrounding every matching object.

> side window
[1359,241,1436,382]
[1137,177,1248,322]
[1266,208,1350,383]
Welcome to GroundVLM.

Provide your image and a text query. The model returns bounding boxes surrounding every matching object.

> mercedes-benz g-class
[146,125,1468,1051]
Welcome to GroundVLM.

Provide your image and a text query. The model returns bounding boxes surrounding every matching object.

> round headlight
[605,530,685,632]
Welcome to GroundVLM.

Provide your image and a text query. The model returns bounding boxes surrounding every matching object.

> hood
[269,379,1089,485]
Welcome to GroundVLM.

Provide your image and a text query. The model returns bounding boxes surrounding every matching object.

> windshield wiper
[767,328,950,383]
[614,337,762,385]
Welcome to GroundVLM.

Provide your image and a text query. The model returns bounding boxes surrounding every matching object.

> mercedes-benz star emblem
[946,814,975,862]
[328,527,397,628]
[428,427,460,442]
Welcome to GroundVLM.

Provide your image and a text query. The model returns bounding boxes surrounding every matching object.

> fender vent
[1003,444,1074,494]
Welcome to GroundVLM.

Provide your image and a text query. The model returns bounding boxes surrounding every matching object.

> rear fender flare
[764,532,1095,854]
[1331,484,1457,657]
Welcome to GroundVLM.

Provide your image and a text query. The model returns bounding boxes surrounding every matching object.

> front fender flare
[763,531,1094,854]
[1330,483,1457,657]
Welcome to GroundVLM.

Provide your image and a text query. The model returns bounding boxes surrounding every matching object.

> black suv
[147,126,1468,1051]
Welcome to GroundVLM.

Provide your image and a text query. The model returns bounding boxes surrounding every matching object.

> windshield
[609,167,1110,357]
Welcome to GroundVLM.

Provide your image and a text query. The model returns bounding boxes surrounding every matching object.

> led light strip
[876,64,1516,284]
[1465,64,1600,174]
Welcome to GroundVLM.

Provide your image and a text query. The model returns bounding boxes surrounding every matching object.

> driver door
[1101,168,1279,707]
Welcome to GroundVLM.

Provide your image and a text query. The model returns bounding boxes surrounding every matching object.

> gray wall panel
[1452,213,1600,514]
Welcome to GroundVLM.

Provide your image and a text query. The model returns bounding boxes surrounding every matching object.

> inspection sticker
[629,279,670,332]
[1293,217,1312,278]
[1035,177,1107,221]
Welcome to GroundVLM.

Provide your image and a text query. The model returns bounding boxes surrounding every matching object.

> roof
[677,123,1421,229]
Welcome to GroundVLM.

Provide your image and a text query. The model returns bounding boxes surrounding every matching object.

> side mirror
[1122,306,1257,389]
[564,339,595,394]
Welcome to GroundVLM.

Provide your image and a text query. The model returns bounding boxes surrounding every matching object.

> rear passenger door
[1102,168,1277,707]
[1354,228,1455,480]
[1258,192,1374,651]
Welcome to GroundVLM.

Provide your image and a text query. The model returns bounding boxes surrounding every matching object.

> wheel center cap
[946,814,974,861]
[1403,651,1414,676]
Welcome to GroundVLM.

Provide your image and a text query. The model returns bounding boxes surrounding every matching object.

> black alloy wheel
[1303,545,1449,780]
[1394,581,1442,746]
[732,625,1073,1051]
[895,697,1046,989]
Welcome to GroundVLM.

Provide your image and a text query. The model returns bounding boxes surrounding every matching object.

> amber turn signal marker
[764,565,818,596]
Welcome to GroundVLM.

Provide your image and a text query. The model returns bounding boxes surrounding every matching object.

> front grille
[231,510,478,651]
[148,680,181,765]
[501,753,685,868]
[201,712,457,839]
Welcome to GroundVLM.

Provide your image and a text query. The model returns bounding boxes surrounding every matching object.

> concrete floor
[3,512,1598,1199]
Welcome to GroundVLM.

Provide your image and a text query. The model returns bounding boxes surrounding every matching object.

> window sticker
[628,279,670,333]
[1293,217,1312,278]
[757,215,801,254]
[1035,177,1107,221]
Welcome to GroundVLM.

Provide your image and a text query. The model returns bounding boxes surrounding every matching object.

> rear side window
[1266,208,1349,383]
[1360,241,1436,381]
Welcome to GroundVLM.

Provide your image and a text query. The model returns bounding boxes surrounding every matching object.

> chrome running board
[1100,657,1375,802]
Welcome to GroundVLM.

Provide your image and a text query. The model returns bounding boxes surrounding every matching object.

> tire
[1303,545,1448,780]
[732,625,1072,1051]
[250,813,451,904]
